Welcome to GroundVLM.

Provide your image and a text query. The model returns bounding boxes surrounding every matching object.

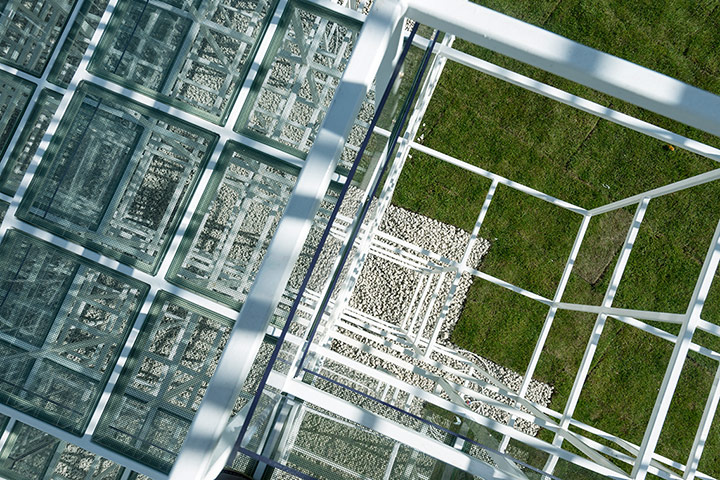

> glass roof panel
[17,82,217,273]
[0,230,148,434]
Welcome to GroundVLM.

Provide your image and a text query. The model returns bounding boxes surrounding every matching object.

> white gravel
[331,193,553,437]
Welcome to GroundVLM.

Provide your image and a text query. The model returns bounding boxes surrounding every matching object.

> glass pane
[0,230,149,434]
[235,0,374,173]
[88,0,277,123]
[0,70,35,160]
[48,0,112,88]
[17,82,217,274]
[0,88,62,196]
[0,200,8,223]
[0,0,76,76]
[167,141,338,313]
[93,291,237,473]
[0,421,124,480]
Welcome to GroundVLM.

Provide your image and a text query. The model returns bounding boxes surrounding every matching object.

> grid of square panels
[235,0,375,172]
[17,82,218,274]
[88,0,278,123]
[93,292,276,473]
[0,0,718,478]
[0,0,77,76]
[0,230,148,435]
[0,0,372,477]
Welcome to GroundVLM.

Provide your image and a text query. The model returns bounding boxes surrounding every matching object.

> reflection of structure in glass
[89,0,277,122]
[94,292,237,472]
[168,141,339,318]
[0,0,718,479]
[236,0,375,173]
[0,0,76,76]
[0,231,147,434]
[0,421,123,480]
[0,88,62,196]
[17,82,216,273]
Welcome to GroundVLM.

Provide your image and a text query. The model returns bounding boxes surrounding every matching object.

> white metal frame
[0,0,719,479]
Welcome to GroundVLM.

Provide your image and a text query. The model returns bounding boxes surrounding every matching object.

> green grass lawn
[391,0,720,475]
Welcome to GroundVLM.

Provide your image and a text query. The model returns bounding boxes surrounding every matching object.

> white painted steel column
[632,217,720,480]
[315,30,456,352]
[544,197,650,474]
[169,1,408,478]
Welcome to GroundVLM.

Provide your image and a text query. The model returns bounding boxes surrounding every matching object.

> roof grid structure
[0,0,718,479]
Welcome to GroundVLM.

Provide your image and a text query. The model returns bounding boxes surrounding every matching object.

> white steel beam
[608,315,720,362]
[311,30,456,358]
[169,1,408,478]
[281,377,526,480]
[407,0,720,138]
[632,217,720,479]
[422,41,720,164]
[281,345,629,479]
[589,168,720,217]
[407,141,588,214]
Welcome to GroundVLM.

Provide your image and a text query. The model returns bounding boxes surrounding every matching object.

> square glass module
[0,88,62,197]
[0,0,77,76]
[0,230,148,435]
[0,421,123,480]
[17,82,217,274]
[235,0,373,166]
[88,0,278,123]
[167,141,338,313]
[48,0,112,88]
[166,142,301,309]
[93,291,235,473]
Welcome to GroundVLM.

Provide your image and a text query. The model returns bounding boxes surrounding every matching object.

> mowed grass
[391,0,720,475]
